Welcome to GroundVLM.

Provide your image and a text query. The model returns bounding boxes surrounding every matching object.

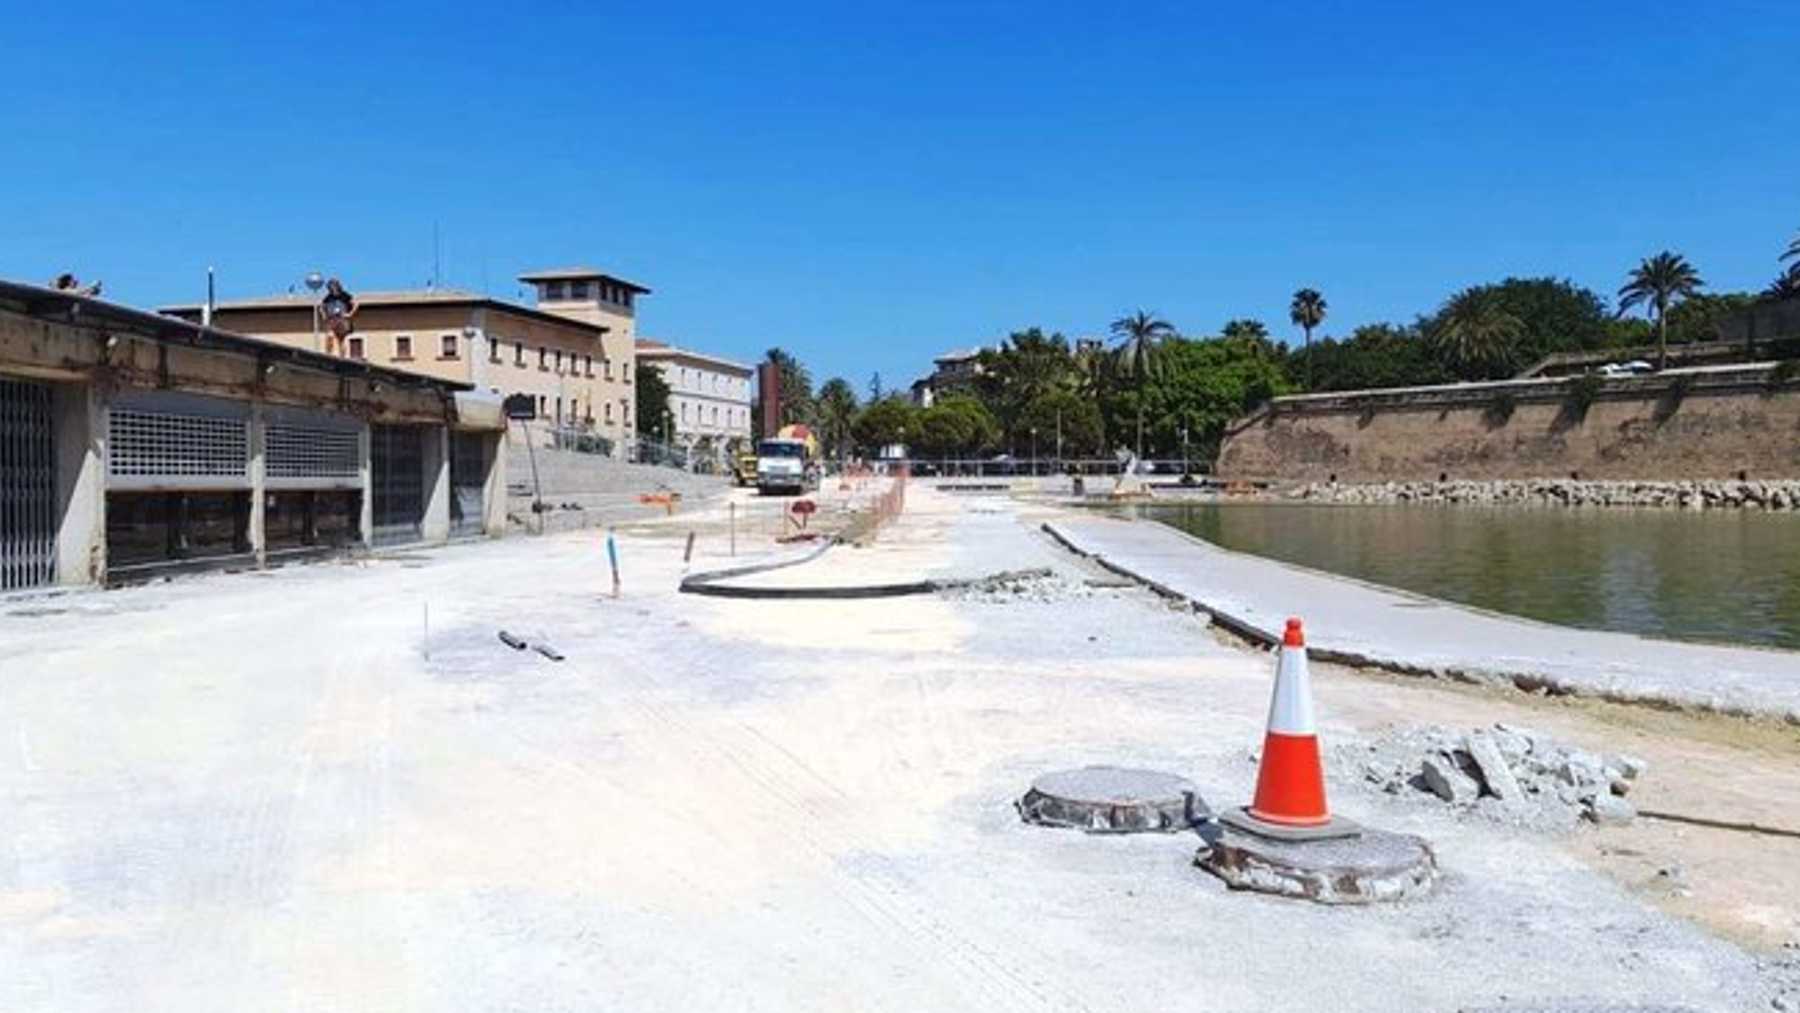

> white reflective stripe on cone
[1264,644,1317,736]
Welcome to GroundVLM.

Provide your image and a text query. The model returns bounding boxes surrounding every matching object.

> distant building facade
[164,267,649,456]
[910,346,988,406]
[635,339,753,458]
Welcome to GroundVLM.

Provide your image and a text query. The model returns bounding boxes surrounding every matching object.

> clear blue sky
[3,2,1795,389]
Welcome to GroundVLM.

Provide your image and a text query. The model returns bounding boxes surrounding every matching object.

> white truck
[756,425,820,496]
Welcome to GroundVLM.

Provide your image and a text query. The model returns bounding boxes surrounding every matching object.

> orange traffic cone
[1223,617,1359,841]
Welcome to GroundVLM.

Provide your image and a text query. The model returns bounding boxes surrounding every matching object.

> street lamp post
[304,272,324,353]
[1030,426,1038,476]
[1181,424,1189,476]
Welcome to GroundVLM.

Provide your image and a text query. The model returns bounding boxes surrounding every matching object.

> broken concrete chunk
[1586,794,1636,826]
[1421,753,1480,805]
[1616,754,1649,780]
[1464,730,1524,802]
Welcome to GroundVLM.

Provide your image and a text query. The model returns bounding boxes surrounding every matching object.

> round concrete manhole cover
[1196,821,1438,904]
[1017,766,1203,833]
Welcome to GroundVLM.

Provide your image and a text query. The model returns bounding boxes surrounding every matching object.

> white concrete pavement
[0,488,1786,1011]
[1045,513,1800,723]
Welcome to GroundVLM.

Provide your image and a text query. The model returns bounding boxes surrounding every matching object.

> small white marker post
[606,528,621,599]
[683,530,696,572]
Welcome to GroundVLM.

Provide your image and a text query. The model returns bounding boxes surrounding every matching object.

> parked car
[1596,360,1654,376]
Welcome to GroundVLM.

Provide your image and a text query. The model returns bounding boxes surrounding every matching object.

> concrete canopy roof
[516,267,652,294]
[3,278,472,392]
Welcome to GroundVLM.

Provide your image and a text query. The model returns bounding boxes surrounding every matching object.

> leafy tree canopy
[851,397,919,453]
[634,360,672,438]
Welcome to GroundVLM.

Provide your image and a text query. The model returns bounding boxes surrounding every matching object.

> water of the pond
[1141,501,1800,650]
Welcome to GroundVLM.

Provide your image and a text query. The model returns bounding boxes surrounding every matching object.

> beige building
[635,340,753,460]
[164,267,650,455]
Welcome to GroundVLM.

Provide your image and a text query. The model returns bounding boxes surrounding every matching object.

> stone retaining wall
[1217,365,1800,482]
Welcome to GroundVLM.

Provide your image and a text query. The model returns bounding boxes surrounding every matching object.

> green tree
[635,360,672,439]
[1663,292,1757,345]
[912,395,999,459]
[1618,252,1704,369]
[974,328,1081,448]
[1106,336,1292,462]
[867,371,884,401]
[1288,289,1327,386]
[1784,228,1800,268]
[762,347,815,427]
[1428,287,1528,379]
[1108,310,1176,456]
[814,377,860,464]
[1016,389,1104,459]
[851,397,919,453]
[1766,271,1800,302]
[1296,323,1447,392]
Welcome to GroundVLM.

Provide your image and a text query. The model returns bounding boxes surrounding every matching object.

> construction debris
[1345,723,1648,830]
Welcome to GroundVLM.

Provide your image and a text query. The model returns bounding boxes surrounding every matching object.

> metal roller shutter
[0,377,56,590]
[108,390,249,491]
[265,405,362,490]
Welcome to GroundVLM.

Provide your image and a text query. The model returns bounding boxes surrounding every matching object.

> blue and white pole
[606,528,621,598]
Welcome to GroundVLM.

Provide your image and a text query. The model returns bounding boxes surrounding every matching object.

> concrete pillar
[52,381,106,586]
[421,424,451,544]
[248,403,267,567]
[358,425,373,549]
[482,431,507,537]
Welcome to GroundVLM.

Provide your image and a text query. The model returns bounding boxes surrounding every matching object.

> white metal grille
[109,409,248,482]
[267,425,360,480]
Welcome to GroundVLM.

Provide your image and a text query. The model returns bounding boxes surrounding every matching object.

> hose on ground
[680,541,1055,600]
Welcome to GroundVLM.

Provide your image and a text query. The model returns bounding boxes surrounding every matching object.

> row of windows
[538,394,634,428]
[540,279,634,309]
[346,333,629,383]
[671,365,750,396]
[677,402,748,428]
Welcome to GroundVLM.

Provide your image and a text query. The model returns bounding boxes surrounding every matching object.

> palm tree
[1109,310,1175,459]
[1429,288,1526,378]
[1617,252,1704,369]
[1784,228,1800,266]
[814,378,859,464]
[1289,289,1327,388]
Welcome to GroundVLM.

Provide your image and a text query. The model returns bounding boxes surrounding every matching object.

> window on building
[622,291,633,310]
[711,406,719,424]
[440,334,458,359]
[538,395,546,415]
[682,403,689,422]
[604,359,613,381]
[625,367,631,385]
[514,340,524,365]
[568,280,589,300]
[604,402,613,423]
[488,335,502,363]
[555,349,564,372]
[394,335,413,359]
[538,347,547,370]
[584,354,593,377]
[544,280,566,300]
[347,336,365,360]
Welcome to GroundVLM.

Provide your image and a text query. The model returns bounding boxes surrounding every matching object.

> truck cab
[756,438,815,496]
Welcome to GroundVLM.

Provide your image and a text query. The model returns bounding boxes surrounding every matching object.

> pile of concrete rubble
[1288,477,1800,511]
[1344,723,1646,830]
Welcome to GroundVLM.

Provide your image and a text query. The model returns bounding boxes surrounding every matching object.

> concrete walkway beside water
[1045,514,1800,723]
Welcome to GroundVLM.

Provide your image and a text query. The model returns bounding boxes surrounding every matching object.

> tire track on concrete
[611,668,1091,1012]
